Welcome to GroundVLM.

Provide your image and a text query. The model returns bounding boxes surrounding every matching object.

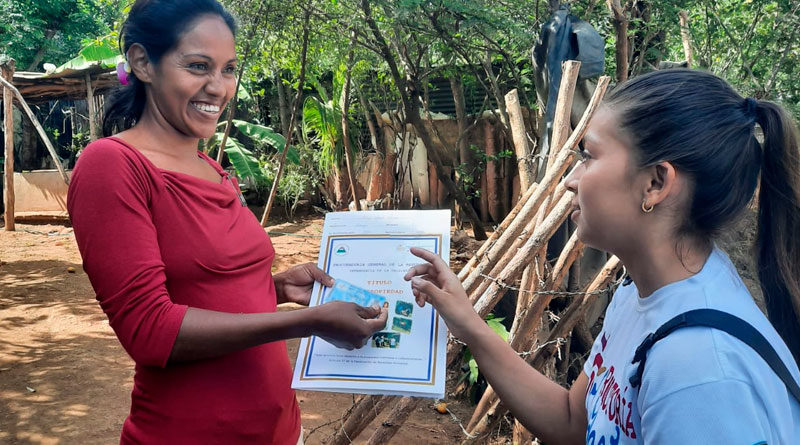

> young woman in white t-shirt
[405,69,800,444]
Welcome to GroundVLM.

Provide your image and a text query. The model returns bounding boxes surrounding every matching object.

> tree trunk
[484,120,501,223]
[607,0,629,82]
[428,161,438,207]
[679,10,693,67]
[366,154,384,201]
[275,72,291,136]
[329,395,393,445]
[365,397,422,445]
[26,29,56,71]
[450,76,472,227]
[340,36,360,211]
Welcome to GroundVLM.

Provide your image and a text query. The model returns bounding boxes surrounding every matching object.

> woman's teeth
[191,102,220,113]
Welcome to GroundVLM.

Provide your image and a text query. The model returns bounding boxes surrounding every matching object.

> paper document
[291,210,451,398]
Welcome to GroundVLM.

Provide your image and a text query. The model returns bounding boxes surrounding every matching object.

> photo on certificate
[372,332,401,348]
[395,300,413,317]
[391,316,413,334]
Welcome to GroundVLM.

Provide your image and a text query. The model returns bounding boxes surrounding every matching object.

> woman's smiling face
[145,14,237,139]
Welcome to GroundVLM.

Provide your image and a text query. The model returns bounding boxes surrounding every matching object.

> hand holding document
[291,210,450,398]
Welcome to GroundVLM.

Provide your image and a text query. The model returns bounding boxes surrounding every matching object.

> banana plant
[301,70,359,175]
[206,120,300,187]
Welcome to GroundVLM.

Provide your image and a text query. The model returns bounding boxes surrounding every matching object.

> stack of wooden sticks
[329,63,622,445]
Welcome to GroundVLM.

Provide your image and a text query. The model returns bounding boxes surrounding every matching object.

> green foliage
[260,143,323,213]
[301,73,359,175]
[216,132,269,186]
[462,314,510,386]
[0,0,121,71]
[456,145,514,199]
[56,34,122,71]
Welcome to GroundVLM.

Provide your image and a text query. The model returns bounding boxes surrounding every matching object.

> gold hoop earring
[641,200,654,213]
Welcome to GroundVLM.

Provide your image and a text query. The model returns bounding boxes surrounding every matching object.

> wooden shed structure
[2,58,116,228]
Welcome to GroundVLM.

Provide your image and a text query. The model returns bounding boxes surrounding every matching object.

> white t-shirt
[583,247,800,444]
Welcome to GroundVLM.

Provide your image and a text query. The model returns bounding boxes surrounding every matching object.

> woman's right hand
[309,301,388,350]
[403,247,484,342]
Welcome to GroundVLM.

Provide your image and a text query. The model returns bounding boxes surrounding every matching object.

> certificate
[291,210,450,398]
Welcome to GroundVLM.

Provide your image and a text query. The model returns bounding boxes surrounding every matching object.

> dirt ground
[0,215,480,445]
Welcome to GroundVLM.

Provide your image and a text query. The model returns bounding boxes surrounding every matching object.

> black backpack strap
[629,308,800,403]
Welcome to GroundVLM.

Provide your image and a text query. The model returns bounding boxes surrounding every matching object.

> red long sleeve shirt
[67,137,300,444]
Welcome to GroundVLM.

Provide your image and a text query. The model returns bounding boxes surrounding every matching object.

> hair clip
[116,61,131,85]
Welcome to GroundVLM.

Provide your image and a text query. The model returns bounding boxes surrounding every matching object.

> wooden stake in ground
[328,395,393,445]
[261,6,311,226]
[85,73,98,141]
[3,59,15,231]
[0,67,69,186]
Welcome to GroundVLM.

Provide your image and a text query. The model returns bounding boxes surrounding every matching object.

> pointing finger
[404,263,434,280]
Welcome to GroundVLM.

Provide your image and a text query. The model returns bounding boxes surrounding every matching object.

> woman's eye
[188,63,208,71]
[223,65,236,74]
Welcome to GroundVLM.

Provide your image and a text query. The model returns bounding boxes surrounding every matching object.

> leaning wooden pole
[261,5,311,226]
[0,71,69,185]
[2,59,15,231]
[505,88,534,192]
[457,181,537,281]
[365,396,422,444]
[329,395,392,445]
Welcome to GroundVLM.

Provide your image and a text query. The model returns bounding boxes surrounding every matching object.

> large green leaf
[55,39,122,72]
[230,119,299,165]
[218,132,268,184]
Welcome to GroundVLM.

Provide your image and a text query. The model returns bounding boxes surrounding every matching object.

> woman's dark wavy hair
[102,0,236,136]
[606,69,800,365]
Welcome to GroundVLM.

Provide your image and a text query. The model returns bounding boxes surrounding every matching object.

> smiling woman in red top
[66,1,387,443]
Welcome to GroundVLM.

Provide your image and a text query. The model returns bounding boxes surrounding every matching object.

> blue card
[327,279,388,308]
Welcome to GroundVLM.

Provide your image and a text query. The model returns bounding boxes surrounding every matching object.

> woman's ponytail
[102,74,146,137]
[754,100,800,365]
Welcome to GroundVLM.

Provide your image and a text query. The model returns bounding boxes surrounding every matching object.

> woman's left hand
[274,263,334,306]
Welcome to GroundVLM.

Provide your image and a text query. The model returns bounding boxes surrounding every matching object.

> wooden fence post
[2,59,15,231]
[85,73,98,141]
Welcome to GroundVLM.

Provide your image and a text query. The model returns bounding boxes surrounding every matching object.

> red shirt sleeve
[68,140,188,367]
